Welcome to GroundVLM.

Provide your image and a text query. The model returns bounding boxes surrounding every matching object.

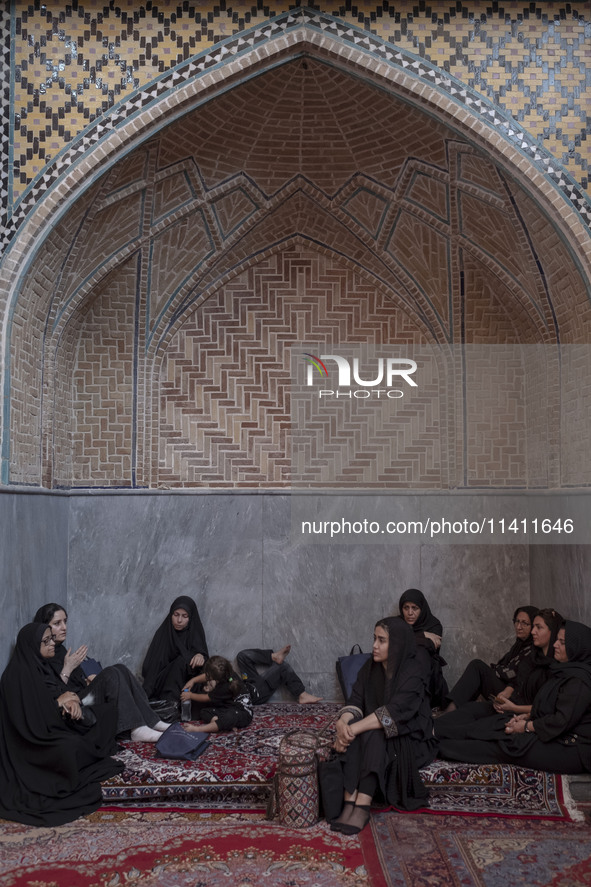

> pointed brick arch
[2,10,591,486]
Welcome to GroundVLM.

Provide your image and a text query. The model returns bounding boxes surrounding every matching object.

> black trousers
[448,659,506,706]
[438,736,585,774]
[236,648,306,704]
[80,664,158,733]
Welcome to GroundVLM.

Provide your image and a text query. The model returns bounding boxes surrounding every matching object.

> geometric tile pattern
[3,4,591,257]
[0,1,9,232]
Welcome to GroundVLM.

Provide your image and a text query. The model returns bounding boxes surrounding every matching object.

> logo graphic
[302,353,418,399]
[302,353,329,379]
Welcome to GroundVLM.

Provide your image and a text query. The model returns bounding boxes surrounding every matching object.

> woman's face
[513,610,533,641]
[553,627,567,663]
[171,608,190,631]
[40,627,56,659]
[401,602,421,625]
[372,625,389,664]
[48,609,68,645]
[531,616,552,652]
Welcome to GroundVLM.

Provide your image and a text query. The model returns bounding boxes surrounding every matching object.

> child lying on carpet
[237,644,322,705]
[181,655,253,733]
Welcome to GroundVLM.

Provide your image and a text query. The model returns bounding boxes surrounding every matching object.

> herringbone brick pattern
[59,261,136,487]
[159,249,432,487]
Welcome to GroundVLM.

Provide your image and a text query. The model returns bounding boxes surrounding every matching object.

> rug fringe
[561,775,585,822]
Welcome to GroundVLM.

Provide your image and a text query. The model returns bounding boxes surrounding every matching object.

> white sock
[130,725,162,743]
[154,721,170,732]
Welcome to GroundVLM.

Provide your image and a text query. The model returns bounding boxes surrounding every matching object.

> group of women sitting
[1,590,590,832]
[0,594,320,825]
[329,593,591,835]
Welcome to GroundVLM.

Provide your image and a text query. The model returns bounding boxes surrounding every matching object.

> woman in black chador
[435,608,563,741]
[34,602,169,742]
[440,605,539,714]
[398,588,448,708]
[142,596,209,702]
[438,620,591,774]
[0,623,123,827]
[331,617,437,834]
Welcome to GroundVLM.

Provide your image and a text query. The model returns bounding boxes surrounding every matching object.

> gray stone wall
[1,489,551,700]
[529,546,591,627]
[0,490,69,663]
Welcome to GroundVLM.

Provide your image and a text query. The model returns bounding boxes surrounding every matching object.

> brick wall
[2,6,591,490]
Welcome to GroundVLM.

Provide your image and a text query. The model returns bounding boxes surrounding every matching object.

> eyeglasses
[513,620,531,627]
[41,636,56,647]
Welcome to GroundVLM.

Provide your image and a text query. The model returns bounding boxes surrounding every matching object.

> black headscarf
[493,605,539,679]
[513,607,564,704]
[142,595,208,698]
[398,589,443,637]
[33,602,88,694]
[362,617,422,714]
[0,623,122,826]
[530,608,564,667]
[549,621,591,689]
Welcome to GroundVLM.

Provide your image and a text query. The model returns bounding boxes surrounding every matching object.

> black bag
[336,644,371,700]
[318,754,344,821]
[155,722,210,761]
[149,698,180,723]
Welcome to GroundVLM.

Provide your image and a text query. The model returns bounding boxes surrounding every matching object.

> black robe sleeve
[532,679,591,743]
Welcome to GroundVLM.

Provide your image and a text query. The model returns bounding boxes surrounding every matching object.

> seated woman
[435,608,563,742]
[437,620,591,774]
[398,588,448,708]
[142,596,209,704]
[181,655,253,733]
[439,605,539,714]
[331,617,437,835]
[34,603,169,743]
[490,607,564,717]
[0,623,124,826]
[237,644,322,704]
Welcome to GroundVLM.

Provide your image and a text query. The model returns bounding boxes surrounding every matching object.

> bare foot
[271,644,291,665]
[183,719,219,734]
[298,691,323,704]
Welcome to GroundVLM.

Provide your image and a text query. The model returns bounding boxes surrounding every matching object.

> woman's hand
[334,717,355,752]
[505,715,528,734]
[62,644,88,679]
[423,632,441,650]
[190,653,205,669]
[57,692,82,720]
[492,695,518,713]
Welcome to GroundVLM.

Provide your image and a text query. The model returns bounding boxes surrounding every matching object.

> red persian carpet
[103,703,580,821]
[1,807,590,887]
[0,808,376,887]
[367,810,591,886]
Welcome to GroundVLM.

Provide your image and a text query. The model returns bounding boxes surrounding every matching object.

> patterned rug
[367,811,591,886]
[2,806,589,887]
[419,760,579,821]
[103,703,580,821]
[104,701,338,806]
[0,808,374,887]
